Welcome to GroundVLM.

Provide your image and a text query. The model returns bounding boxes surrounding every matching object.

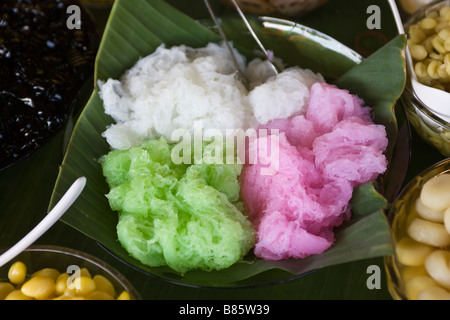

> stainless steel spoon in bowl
[203,0,279,89]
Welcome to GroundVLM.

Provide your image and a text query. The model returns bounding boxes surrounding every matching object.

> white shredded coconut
[98,42,324,150]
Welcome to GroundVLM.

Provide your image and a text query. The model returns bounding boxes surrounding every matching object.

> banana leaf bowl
[48,0,408,288]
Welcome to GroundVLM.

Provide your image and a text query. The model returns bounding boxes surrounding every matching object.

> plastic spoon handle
[0,177,87,268]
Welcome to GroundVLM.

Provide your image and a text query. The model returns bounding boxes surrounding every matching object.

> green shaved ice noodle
[100,137,255,274]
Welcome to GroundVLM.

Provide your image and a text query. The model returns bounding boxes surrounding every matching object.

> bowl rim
[0,244,141,300]
[402,0,450,130]
[402,87,450,131]
[384,157,450,300]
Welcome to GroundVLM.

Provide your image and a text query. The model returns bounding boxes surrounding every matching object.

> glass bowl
[385,158,450,300]
[402,0,450,157]
[0,245,140,300]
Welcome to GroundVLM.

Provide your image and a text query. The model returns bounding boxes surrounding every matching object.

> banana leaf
[49,0,406,287]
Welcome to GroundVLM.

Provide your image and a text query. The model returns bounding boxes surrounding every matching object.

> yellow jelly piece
[405,275,438,300]
[418,286,450,300]
[0,282,15,300]
[407,218,450,247]
[8,261,27,285]
[395,237,434,267]
[117,290,131,300]
[55,273,70,296]
[4,290,33,300]
[93,275,116,298]
[71,276,96,296]
[21,276,56,300]
[86,291,114,300]
[31,268,60,281]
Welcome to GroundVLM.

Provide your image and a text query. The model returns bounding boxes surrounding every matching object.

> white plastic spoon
[388,0,450,123]
[0,177,86,268]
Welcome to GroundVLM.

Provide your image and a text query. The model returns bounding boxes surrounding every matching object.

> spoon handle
[0,177,87,268]
[388,0,406,34]
[203,0,249,88]
[387,0,416,79]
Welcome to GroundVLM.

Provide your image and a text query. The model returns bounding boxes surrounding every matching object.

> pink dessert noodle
[240,82,389,260]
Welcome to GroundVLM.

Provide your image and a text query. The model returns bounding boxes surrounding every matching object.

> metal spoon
[203,0,279,89]
[203,0,250,88]
[0,177,86,267]
[388,0,450,123]
[228,0,279,76]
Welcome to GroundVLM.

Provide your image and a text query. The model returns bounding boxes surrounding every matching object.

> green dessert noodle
[100,137,255,273]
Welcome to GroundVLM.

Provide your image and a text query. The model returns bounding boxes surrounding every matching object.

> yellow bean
[93,275,116,298]
[401,265,428,281]
[419,17,438,31]
[52,295,72,300]
[415,62,429,78]
[8,261,27,285]
[417,286,450,300]
[438,28,450,41]
[0,282,15,300]
[424,37,434,54]
[420,174,450,211]
[21,276,56,300]
[61,287,77,298]
[407,6,450,92]
[4,290,33,300]
[31,268,60,281]
[425,250,450,289]
[80,268,92,278]
[410,44,428,61]
[55,273,70,296]
[444,53,450,64]
[440,6,450,18]
[428,60,443,79]
[435,21,450,34]
[409,24,427,43]
[70,276,96,296]
[117,290,131,300]
[429,52,445,62]
[415,198,444,222]
[1,261,132,300]
[438,64,450,81]
[86,291,114,300]
[405,275,438,300]
[407,218,450,247]
[445,37,450,52]
[432,36,447,54]
[395,237,434,267]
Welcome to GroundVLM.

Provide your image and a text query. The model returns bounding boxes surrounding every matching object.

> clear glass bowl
[0,245,140,300]
[402,0,450,157]
[385,158,450,300]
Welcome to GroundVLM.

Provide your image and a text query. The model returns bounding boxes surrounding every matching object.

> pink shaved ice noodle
[240,82,388,260]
